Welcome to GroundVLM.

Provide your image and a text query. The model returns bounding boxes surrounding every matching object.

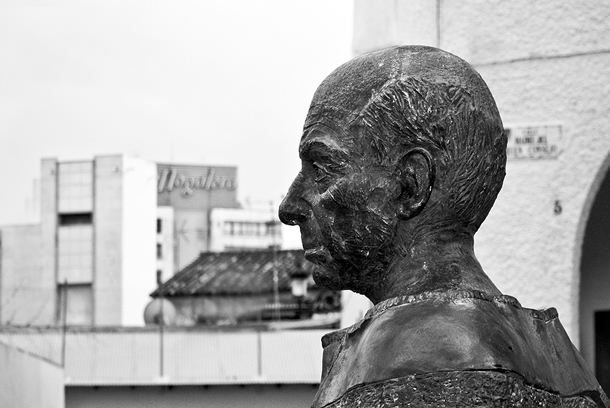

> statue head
[279,46,506,299]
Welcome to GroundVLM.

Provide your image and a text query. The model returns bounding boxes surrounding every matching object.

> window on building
[157,218,162,234]
[223,221,280,237]
[57,283,93,326]
[266,221,281,236]
[243,223,255,236]
[157,243,163,259]
[58,161,93,213]
[59,212,92,226]
[57,224,93,283]
[156,270,162,286]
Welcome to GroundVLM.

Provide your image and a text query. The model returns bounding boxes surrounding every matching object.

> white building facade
[156,163,240,271]
[0,155,159,327]
[1,156,285,327]
[209,208,281,253]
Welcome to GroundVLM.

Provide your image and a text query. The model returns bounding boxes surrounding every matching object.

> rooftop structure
[153,250,309,297]
[149,249,340,327]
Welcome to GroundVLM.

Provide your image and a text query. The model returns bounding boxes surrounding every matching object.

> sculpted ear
[396,147,435,220]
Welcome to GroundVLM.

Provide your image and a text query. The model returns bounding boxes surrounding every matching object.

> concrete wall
[352,0,610,346]
[94,155,124,325]
[40,157,59,324]
[174,209,209,269]
[0,342,64,408]
[66,385,316,408]
[0,224,47,325]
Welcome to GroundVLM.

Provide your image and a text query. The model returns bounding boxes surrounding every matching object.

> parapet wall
[0,342,64,408]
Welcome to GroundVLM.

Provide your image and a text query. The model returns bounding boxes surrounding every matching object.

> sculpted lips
[304,246,332,265]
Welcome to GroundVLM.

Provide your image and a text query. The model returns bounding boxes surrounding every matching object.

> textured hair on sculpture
[359,75,506,235]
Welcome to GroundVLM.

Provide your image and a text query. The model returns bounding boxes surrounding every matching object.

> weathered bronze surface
[278,46,609,407]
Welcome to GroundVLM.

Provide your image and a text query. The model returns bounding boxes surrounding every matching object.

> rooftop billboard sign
[157,164,239,210]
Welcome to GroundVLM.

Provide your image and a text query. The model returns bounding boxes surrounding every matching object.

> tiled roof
[152,249,316,297]
[0,327,327,386]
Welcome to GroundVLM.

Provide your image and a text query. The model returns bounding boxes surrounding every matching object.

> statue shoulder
[313,291,604,408]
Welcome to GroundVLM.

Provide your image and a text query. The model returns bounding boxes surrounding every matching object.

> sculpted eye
[312,162,328,182]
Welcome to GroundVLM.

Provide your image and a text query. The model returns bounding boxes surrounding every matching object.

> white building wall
[173,209,209,269]
[0,224,46,325]
[352,0,610,346]
[121,156,157,326]
[40,158,59,325]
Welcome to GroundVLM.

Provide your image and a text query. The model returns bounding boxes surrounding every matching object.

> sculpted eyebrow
[299,140,349,162]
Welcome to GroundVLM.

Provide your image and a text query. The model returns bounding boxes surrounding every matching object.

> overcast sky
[0,1,354,248]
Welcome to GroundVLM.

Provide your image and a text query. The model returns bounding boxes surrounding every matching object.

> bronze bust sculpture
[279,46,609,407]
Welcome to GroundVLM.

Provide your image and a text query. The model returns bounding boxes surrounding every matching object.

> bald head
[305,46,506,234]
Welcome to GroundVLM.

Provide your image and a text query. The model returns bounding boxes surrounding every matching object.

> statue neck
[365,233,502,305]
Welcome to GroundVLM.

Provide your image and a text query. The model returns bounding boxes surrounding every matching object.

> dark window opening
[59,213,92,226]
[157,218,162,234]
[595,310,610,394]
[157,243,163,260]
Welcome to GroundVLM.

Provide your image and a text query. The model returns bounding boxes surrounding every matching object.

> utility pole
[157,271,165,378]
[270,201,281,321]
[61,278,68,368]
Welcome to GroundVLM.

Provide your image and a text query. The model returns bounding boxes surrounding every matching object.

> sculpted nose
[279,175,309,226]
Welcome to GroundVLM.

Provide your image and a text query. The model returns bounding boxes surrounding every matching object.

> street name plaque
[506,125,563,160]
